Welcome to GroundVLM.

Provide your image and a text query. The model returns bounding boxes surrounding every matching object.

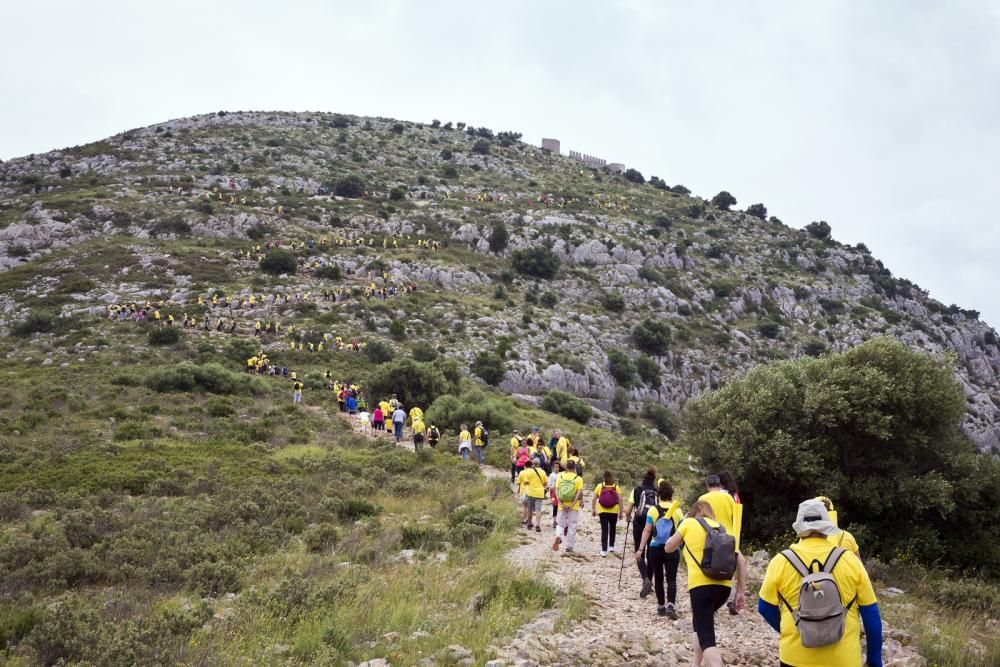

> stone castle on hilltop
[541,137,625,174]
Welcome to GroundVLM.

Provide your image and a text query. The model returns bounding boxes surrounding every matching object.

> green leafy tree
[470,351,506,386]
[623,168,645,184]
[259,249,297,275]
[642,403,678,439]
[488,222,509,254]
[540,390,592,424]
[635,354,661,386]
[607,349,636,388]
[684,337,1000,576]
[472,139,490,155]
[805,220,832,240]
[711,190,737,210]
[333,174,365,198]
[631,318,672,355]
[510,246,560,279]
[746,203,768,219]
[601,291,625,312]
[367,358,457,409]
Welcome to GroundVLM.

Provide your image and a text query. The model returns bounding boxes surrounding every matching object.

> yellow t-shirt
[517,467,548,499]
[510,437,521,460]
[555,472,584,510]
[473,426,483,446]
[676,517,732,590]
[698,490,737,536]
[409,407,424,422]
[379,401,391,416]
[593,484,622,514]
[556,437,570,465]
[829,529,860,556]
[459,429,471,442]
[758,537,877,667]
[412,419,425,435]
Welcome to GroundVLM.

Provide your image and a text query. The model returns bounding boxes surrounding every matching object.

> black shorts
[689,584,730,650]
[414,434,424,443]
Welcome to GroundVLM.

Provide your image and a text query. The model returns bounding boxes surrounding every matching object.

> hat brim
[793,519,839,537]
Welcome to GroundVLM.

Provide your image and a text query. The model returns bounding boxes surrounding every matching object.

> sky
[2,0,998,326]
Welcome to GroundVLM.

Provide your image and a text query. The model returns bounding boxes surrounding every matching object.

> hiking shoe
[727,600,738,616]
[640,578,653,598]
[600,550,607,557]
[535,526,541,533]
[608,546,615,553]
[565,547,574,554]
[657,605,667,617]
[524,523,531,530]
[665,603,678,620]
[552,536,561,551]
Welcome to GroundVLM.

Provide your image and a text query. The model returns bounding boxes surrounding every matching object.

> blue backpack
[651,501,680,545]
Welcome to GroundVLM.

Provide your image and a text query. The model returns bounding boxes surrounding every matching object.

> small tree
[711,191,737,210]
[367,358,456,408]
[259,249,297,276]
[411,342,438,362]
[439,149,453,160]
[623,168,645,184]
[635,354,661,386]
[805,220,832,240]
[671,184,691,195]
[746,203,767,219]
[364,339,394,364]
[488,222,509,254]
[334,174,365,198]
[472,139,490,155]
[611,387,630,414]
[631,318,672,355]
[601,291,625,312]
[642,403,678,439]
[470,351,506,386]
[148,327,181,346]
[607,349,636,387]
[430,119,441,128]
[391,123,405,134]
[389,320,406,340]
[540,390,592,424]
[510,246,560,280]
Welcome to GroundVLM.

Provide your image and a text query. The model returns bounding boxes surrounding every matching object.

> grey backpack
[779,547,855,648]
[691,517,737,580]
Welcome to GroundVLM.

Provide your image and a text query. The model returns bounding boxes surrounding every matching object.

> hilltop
[1,110,998,451]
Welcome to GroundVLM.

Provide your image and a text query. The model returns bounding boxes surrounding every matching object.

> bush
[539,291,558,308]
[11,310,62,337]
[510,246,560,280]
[224,337,257,363]
[746,203,768,219]
[259,249,297,276]
[410,342,438,362]
[472,139,490,155]
[314,264,343,280]
[448,506,497,547]
[601,291,625,312]
[607,349,635,387]
[470,351,506,386]
[147,326,181,346]
[334,174,365,198]
[0,602,41,650]
[805,220,832,240]
[401,524,446,551]
[441,165,458,179]
[440,149,453,160]
[642,403,678,439]
[684,337,1000,576]
[635,354,661,386]
[540,390,592,424]
[331,499,380,521]
[488,222,509,254]
[631,318,672,355]
[426,390,515,435]
[8,243,30,258]
[144,362,265,395]
[623,168,644,184]
[303,523,339,553]
[204,397,235,417]
[246,223,274,241]
[611,387,630,414]
[711,190,737,210]
[389,187,406,201]
[388,320,406,340]
[756,320,781,339]
[366,358,457,409]
[390,123,405,134]
[364,339,394,364]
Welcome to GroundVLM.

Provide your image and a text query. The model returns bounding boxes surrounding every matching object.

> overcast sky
[2,1,998,326]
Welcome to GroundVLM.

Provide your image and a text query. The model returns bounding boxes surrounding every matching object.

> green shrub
[224,337,257,363]
[601,291,625,312]
[400,524,447,551]
[0,602,42,650]
[303,524,339,553]
[470,351,505,386]
[364,339,394,364]
[366,358,457,409]
[144,362,265,395]
[426,389,515,435]
[631,318,672,355]
[259,249,297,275]
[611,387,629,413]
[204,397,235,417]
[623,168,644,184]
[448,506,497,547]
[607,349,636,387]
[540,390,592,424]
[147,326,181,346]
[411,342,438,362]
[642,403,678,439]
[746,203,768,219]
[331,499,380,521]
[488,222,509,254]
[635,354,661,386]
[510,246,560,279]
[24,595,100,666]
[756,320,781,338]
[683,337,1000,576]
[711,190,737,210]
[11,310,62,337]
[389,320,406,339]
[334,174,365,198]
[472,139,490,155]
[805,220,832,240]
[389,187,406,201]
[314,264,343,280]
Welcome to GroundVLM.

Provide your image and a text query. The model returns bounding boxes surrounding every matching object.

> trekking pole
[618,518,630,589]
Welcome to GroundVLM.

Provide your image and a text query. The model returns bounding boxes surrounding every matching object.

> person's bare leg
[735,554,748,611]
[702,647,723,667]
[691,632,703,667]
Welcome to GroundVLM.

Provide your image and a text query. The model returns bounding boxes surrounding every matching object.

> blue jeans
[461,448,470,462]
[393,422,403,440]
[474,446,485,464]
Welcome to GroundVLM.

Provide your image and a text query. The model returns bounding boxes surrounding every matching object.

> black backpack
[634,485,659,522]
[480,427,490,447]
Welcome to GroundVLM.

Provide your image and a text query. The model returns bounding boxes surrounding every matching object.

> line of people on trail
[538,466,881,667]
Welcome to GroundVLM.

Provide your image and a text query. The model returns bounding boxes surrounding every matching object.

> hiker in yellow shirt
[816,496,861,556]
[552,460,584,553]
[634,480,683,619]
[591,471,623,557]
[517,459,548,531]
[699,474,748,616]
[509,430,522,484]
[472,421,486,466]
[458,423,472,462]
[412,417,426,450]
[758,498,882,667]
[554,430,570,466]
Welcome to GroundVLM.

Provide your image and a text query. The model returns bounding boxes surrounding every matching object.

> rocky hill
[1,110,998,451]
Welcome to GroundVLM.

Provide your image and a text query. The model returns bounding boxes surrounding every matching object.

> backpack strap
[780,548,811,578]
[822,547,847,574]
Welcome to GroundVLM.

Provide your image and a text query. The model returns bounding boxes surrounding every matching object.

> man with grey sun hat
[757,498,884,667]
